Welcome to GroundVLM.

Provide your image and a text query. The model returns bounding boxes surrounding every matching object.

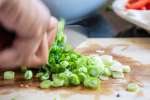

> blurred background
[43,0,150,47]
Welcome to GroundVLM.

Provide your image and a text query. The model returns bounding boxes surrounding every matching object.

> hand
[0,0,57,69]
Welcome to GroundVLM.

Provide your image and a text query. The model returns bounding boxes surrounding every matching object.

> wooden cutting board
[0,38,149,100]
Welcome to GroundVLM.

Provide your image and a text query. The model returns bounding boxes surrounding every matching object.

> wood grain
[0,38,149,100]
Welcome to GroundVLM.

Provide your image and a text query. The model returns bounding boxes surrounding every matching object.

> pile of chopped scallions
[3,20,133,90]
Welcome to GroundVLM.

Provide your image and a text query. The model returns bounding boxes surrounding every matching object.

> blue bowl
[43,0,107,24]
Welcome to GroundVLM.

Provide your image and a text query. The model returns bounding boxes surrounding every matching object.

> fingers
[0,0,50,38]
[0,0,58,68]
[47,17,58,47]
[0,36,42,68]
[36,33,48,63]
[24,16,58,67]
[25,17,58,67]
[0,28,56,68]
[0,17,57,68]
[27,34,48,67]
[0,48,19,69]
[0,33,47,68]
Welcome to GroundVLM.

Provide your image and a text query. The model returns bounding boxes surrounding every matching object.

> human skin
[0,0,57,69]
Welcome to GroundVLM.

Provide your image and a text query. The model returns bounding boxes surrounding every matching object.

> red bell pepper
[127,0,148,9]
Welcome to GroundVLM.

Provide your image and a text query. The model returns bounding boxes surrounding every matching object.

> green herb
[88,66,101,77]
[99,75,109,81]
[100,55,113,67]
[4,71,15,80]
[127,83,140,92]
[53,97,56,100]
[103,68,112,77]
[123,65,131,73]
[41,20,131,89]
[60,61,69,68]
[84,77,100,89]
[24,70,33,80]
[51,78,64,87]
[36,72,44,78]
[11,97,17,100]
[57,72,70,86]
[70,74,80,85]
[2,19,132,90]
[40,80,52,89]
[88,56,105,74]
[112,71,124,79]
[77,73,87,83]
[40,73,49,81]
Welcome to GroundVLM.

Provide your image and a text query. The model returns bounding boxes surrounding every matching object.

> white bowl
[113,0,150,32]
[43,0,107,24]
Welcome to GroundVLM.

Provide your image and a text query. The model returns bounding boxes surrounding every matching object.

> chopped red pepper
[126,0,150,10]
